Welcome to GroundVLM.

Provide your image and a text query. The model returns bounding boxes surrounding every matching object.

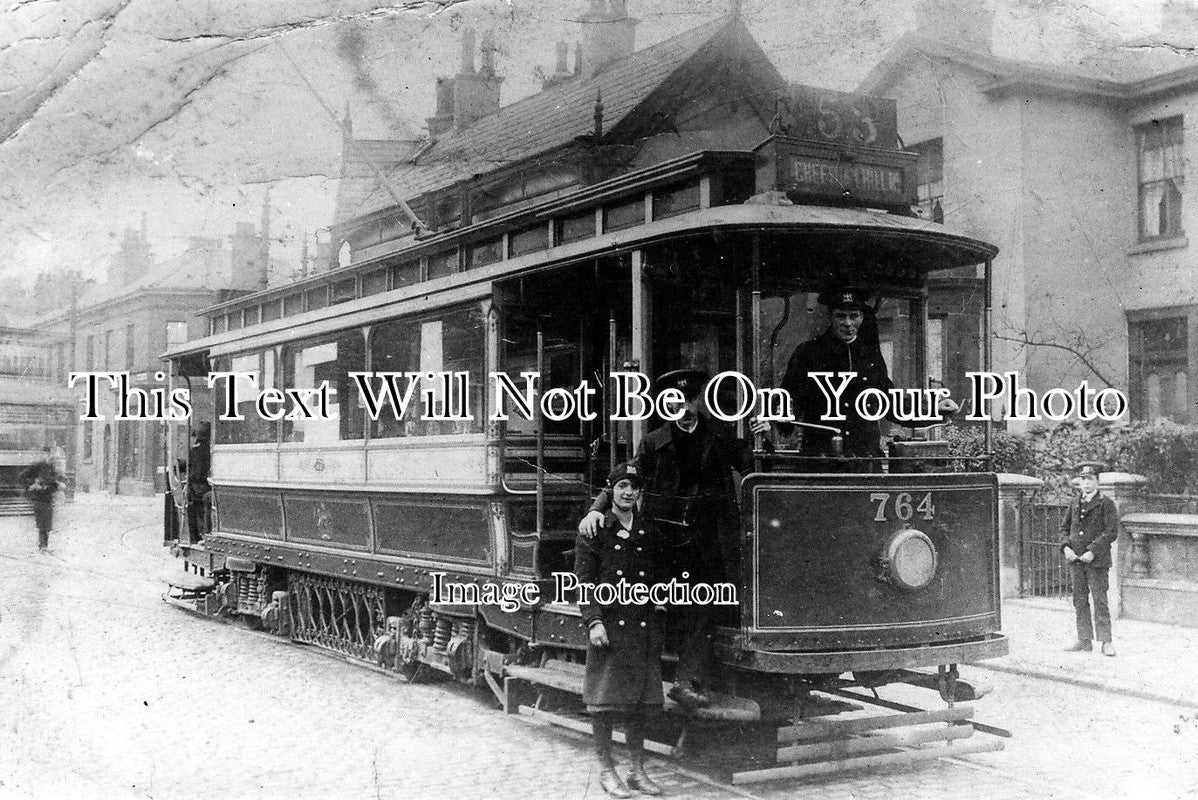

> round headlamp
[880,529,938,590]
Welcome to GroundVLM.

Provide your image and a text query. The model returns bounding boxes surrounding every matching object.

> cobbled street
[1,495,1194,800]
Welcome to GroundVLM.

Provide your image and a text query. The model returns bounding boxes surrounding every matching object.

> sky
[0,0,1166,301]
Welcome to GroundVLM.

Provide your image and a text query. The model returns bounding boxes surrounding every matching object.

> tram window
[467,237,504,269]
[427,250,458,281]
[557,209,596,244]
[368,306,484,438]
[603,196,646,233]
[331,278,357,305]
[227,312,242,331]
[510,224,549,257]
[391,261,420,289]
[361,269,388,297]
[282,332,365,442]
[652,181,701,220]
[212,316,227,335]
[306,287,329,311]
[260,300,281,323]
[214,351,276,444]
[282,294,302,317]
[502,314,581,437]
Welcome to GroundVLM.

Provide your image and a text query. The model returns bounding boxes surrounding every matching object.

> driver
[778,288,924,458]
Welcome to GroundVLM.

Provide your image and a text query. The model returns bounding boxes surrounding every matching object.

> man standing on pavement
[579,369,768,710]
[20,447,63,551]
[1061,461,1119,656]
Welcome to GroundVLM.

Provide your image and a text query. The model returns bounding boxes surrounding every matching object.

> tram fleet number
[869,492,936,522]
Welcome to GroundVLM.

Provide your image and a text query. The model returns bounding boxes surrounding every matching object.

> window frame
[1136,116,1185,242]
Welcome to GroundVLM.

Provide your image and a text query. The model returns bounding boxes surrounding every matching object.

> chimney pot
[579,0,637,79]
[461,28,476,74]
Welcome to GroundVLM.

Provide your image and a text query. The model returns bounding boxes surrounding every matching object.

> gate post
[996,473,1043,600]
[1098,472,1147,619]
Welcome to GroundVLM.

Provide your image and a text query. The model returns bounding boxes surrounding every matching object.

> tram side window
[502,315,581,436]
[214,351,276,444]
[282,332,365,442]
[368,306,484,438]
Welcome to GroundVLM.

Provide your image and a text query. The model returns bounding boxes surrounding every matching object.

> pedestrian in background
[20,448,63,551]
[1061,461,1119,656]
[575,462,670,798]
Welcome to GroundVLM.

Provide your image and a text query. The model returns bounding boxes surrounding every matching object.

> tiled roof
[333,138,424,227]
[348,15,735,222]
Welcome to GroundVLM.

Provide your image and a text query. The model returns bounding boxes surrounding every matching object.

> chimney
[580,0,637,79]
[426,28,504,136]
[542,41,573,90]
[229,222,259,286]
[914,0,993,53]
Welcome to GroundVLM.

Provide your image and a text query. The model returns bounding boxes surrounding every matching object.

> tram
[163,82,1007,779]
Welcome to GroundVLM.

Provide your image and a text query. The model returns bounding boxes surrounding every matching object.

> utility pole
[259,186,272,290]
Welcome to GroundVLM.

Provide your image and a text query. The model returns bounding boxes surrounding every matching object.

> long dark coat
[1059,491,1120,569]
[634,418,753,586]
[574,511,668,710]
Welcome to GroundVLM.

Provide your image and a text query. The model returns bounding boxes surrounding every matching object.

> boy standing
[575,462,669,797]
[1060,461,1119,656]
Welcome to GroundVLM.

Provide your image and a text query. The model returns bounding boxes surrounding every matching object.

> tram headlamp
[880,529,938,590]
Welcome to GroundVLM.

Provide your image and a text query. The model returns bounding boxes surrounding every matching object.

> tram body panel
[741,472,1000,651]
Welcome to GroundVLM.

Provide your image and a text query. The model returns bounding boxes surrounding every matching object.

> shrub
[941,420,1198,500]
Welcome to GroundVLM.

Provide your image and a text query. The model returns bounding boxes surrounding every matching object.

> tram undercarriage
[166,556,1007,784]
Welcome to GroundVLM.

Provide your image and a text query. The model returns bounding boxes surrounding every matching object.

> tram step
[503,662,761,722]
[163,570,217,593]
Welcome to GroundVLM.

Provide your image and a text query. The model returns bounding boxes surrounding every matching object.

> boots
[626,757,663,796]
[598,767,632,798]
[1063,640,1092,652]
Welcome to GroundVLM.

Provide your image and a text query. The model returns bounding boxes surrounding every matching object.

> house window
[104,331,113,370]
[1137,116,1184,240]
[125,324,135,369]
[1129,310,1192,423]
[85,336,94,370]
[911,138,943,223]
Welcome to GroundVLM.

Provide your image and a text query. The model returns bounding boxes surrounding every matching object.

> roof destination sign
[754,136,917,211]
[755,84,916,210]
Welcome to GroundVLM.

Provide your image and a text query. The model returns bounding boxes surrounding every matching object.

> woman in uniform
[575,462,671,797]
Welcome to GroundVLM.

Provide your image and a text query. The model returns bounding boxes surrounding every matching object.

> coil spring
[420,607,435,645]
[453,619,476,641]
[432,617,452,654]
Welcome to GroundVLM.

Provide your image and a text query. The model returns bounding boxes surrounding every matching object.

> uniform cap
[653,368,709,400]
[1072,461,1104,478]
[817,287,872,311]
[607,461,645,489]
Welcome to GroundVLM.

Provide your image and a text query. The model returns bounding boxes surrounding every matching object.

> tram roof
[164,203,996,362]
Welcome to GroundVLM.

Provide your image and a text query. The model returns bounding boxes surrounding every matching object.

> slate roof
[333,138,424,227]
[347,15,738,223]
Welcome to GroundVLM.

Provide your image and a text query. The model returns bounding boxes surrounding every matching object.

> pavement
[975,597,1198,710]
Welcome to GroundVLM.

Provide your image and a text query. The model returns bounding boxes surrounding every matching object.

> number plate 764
[870,492,935,522]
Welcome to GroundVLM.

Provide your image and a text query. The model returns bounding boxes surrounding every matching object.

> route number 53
[870,492,935,522]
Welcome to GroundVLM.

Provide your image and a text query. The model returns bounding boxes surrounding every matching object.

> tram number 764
[870,492,936,522]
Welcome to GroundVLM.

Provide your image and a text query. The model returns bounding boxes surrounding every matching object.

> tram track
[161,596,1063,800]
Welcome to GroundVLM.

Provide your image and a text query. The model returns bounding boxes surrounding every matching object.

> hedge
[942,420,1198,500]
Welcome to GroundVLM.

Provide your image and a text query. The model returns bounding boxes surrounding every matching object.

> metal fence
[1019,502,1073,598]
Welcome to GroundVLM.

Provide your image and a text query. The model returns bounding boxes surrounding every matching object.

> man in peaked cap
[777,287,896,459]
[1060,461,1119,656]
[579,368,768,710]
